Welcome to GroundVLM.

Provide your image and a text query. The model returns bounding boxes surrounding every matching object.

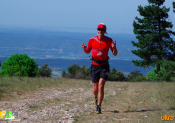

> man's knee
[93,88,98,93]
[98,84,104,92]
[92,82,99,93]
[98,79,106,91]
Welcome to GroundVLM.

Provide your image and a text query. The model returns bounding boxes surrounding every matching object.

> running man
[82,23,118,114]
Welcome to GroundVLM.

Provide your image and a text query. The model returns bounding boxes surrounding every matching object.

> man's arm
[111,40,118,56]
[112,47,118,56]
[82,43,87,53]
[82,42,91,54]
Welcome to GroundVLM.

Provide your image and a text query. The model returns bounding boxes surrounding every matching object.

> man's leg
[98,78,106,105]
[92,82,99,107]
[92,82,99,97]
[96,78,106,114]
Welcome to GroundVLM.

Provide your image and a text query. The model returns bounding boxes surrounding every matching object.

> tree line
[61,61,175,82]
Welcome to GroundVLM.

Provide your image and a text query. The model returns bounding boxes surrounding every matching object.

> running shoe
[96,105,101,114]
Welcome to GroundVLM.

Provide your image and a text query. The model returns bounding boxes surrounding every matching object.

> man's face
[97,28,106,36]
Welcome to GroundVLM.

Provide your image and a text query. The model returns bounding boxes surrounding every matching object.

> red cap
[97,23,106,30]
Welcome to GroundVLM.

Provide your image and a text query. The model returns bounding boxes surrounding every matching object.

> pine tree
[131,0,175,74]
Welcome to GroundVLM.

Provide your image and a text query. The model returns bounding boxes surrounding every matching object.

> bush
[36,64,52,77]
[74,65,86,79]
[62,64,91,79]
[63,64,127,81]
[108,68,125,81]
[74,65,91,79]
[126,70,144,82]
[68,63,80,78]
[0,54,38,77]
[135,76,147,82]
[62,71,66,78]
[84,67,91,79]
[146,67,158,81]
[157,60,175,81]
[146,60,175,82]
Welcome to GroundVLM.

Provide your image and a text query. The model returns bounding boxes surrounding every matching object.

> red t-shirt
[85,35,114,65]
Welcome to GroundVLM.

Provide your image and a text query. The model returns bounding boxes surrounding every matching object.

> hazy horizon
[0,0,175,34]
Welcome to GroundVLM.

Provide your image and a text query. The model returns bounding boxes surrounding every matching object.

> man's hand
[82,43,87,53]
[82,43,87,50]
[111,40,116,49]
[111,40,118,56]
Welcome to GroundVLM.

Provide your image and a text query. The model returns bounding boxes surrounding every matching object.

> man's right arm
[83,48,88,54]
[82,43,88,54]
[82,40,92,54]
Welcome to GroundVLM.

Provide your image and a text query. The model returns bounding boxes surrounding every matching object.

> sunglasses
[97,28,105,31]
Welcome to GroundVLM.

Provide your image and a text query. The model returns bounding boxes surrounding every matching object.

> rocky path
[0,85,116,123]
[1,79,172,123]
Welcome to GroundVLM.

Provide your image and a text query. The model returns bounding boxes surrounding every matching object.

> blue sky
[0,0,175,34]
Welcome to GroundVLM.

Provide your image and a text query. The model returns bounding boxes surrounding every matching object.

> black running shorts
[91,63,110,83]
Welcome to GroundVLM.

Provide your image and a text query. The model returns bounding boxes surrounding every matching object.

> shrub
[85,67,91,79]
[63,64,126,81]
[62,71,66,78]
[126,70,144,82]
[84,67,91,79]
[108,68,125,81]
[62,64,91,79]
[146,60,175,82]
[36,64,52,77]
[74,65,91,79]
[157,60,175,82]
[0,54,38,77]
[135,76,147,82]
[68,63,80,78]
[146,67,158,81]
[74,65,86,79]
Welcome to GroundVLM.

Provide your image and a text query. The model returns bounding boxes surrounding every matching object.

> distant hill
[0,27,174,59]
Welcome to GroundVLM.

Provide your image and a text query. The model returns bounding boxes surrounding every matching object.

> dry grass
[0,77,175,123]
[76,82,175,123]
[0,77,91,100]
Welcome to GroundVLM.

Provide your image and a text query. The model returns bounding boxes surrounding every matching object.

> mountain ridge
[0,27,174,59]
[0,27,139,59]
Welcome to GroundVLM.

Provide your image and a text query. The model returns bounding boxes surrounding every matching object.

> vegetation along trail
[0,77,175,123]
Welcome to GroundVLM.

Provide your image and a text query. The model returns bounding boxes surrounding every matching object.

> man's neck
[98,35,105,40]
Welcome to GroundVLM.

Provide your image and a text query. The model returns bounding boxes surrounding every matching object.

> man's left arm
[111,40,118,56]
[112,47,118,56]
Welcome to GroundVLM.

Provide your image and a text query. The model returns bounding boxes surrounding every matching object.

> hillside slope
[0,77,174,122]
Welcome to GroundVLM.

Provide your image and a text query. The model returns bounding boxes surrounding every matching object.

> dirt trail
[1,80,170,123]
[0,83,117,123]
[1,88,88,122]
